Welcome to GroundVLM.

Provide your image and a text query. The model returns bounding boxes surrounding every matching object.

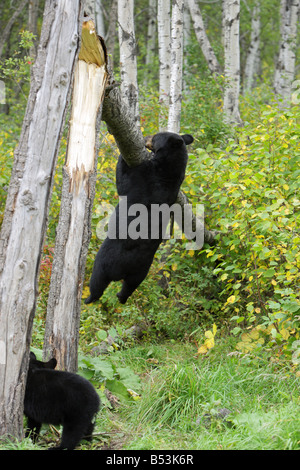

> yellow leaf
[249,329,259,340]
[241,333,251,343]
[197,345,208,355]
[172,263,177,271]
[205,330,213,339]
[227,295,236,304]
[280,328,290,340]
[283,184,289,191]
[212,323,217,336]
[205,338,215,349]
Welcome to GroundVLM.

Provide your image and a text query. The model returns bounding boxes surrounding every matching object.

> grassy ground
[4,338,298,451]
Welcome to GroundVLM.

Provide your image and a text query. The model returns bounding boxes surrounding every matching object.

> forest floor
[5,337,299,451]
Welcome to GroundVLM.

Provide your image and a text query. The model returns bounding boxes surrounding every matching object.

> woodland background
[0,0,299,450]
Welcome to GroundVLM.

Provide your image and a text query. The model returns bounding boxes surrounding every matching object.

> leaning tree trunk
[157,0,171,131]
[0,0,80,440]
[187,0,222,75]
[118,0,140,126]
[43,20,108,372]
[168,0,184,134]
[223,0,242,125]
[243,1,261,93]
[274,0,300,107]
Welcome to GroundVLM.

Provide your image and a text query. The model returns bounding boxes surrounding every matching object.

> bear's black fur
[85,132,193,305]
[24,352,100,450]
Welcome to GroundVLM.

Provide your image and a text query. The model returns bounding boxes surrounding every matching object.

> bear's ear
[30,351,36,361]
[182,134,194,145]
[45,358,57,369]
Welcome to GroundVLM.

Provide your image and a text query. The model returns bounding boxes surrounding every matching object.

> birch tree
[144,0,157,86]
[43,20,108,372]
[274,0,300,107]
[157,0,171,130]
[0,0,80,440]
[244,1,261,93]
[105,0,118,61]
[118,0,140,126]
[223,0,242,125]
[187,0,222,75]
[95,0,106,37]
[168,0,184,134]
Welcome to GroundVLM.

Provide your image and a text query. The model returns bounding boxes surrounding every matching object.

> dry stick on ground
[101,74,218,246]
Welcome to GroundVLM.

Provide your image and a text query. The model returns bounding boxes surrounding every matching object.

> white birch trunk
[274,0,300,107]
[168,0,184,134]
[105,0,118,60]
[183,5,191,91]
[157,0,171,130]
[223,0,242,125]
[244,1,261,93]
[43,21,108,372]
[187,0,221,75]
[0,0,80,439]
[118,0,140,126]
[95,0,106,37]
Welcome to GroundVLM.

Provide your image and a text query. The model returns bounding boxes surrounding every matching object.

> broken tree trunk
[43,20,108,372]
[0,0,80,440]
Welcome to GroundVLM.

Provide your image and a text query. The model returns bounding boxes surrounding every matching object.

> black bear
[85,131,194,305]
[24,352,100,450]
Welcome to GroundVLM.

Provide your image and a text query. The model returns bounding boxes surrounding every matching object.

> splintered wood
[66,20,108,195]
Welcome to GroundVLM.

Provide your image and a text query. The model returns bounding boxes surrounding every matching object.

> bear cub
[85,131,193,305]
[24,352,100,450]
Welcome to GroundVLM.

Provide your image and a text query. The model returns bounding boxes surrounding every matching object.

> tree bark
[223,0,242,125]
[144,0,157,86]
[95,0,106,37]
[157,0,171,131]
[168,0,184,134]
[187,0,222,75]
[43,20,108,372]
[0,0,80,440]
[105,0,118,61]
[28,0,40,59]
[244,1,261,93]
[118,0,140,126]
[274,0,300,107]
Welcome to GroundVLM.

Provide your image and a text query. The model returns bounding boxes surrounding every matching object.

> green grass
[104,340,300,451]
[1,338,299,451]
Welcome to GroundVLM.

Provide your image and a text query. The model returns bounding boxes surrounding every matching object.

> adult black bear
[24,352,100,450]
[85,131,193,305]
